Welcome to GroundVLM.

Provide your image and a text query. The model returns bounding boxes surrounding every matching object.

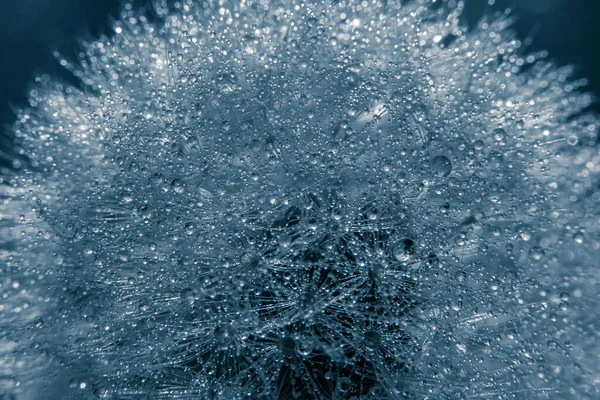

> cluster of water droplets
[1,0,599,398]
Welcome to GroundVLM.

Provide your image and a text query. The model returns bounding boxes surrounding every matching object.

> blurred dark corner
[0,0,599,161]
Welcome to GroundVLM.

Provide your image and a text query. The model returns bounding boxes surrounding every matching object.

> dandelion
[1,0,599,398]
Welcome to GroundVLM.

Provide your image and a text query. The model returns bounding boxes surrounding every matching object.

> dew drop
[279,337,296,357]
[493,128,506,141]
[451,300,462,311]
[430,155,452,177]
[338,377,352,392]
[393,238,416,262]
[473,140,485,151]
[184,222,196,236]
[363,331,381,349]
[171,179,185,194]
[137,205,152,220]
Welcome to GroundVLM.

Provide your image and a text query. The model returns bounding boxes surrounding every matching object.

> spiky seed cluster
[1,0,599,399]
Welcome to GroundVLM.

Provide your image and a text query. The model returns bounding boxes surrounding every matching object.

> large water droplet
[493,128,506,141]
[430,155,452,177]
[363,331,381,349]
[393,238,416,262]
[279,337,296,357]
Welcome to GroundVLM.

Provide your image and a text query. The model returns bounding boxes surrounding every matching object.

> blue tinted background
[0,0,599,156]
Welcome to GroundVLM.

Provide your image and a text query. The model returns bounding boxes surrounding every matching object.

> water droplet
[529,246,544,261]
[331,206,343,221]
[493,128,506,141]
[393,238,415,262]
[221,120,231,132]
[473,140,485,151]
[240,252,260,269]
[430,155,452,177]
[184,222,196,235]
[279,337,296,357]
[181,288,195,304]
[451,300,462,311]
[427,252,439,265]
[366,207,378,220]
[363,331,381,349]
[338,377,352,392]
[137,205,152,220]
[171,179,185,194]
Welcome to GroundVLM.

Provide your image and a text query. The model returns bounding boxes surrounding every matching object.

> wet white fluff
[1,0,599,398]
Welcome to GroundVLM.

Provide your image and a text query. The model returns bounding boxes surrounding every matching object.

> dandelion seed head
[1,0,600,399]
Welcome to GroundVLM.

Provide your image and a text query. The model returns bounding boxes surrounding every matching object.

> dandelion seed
[1,0,599,399]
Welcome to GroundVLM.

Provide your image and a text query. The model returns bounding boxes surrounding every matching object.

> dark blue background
[1,0,599,158]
